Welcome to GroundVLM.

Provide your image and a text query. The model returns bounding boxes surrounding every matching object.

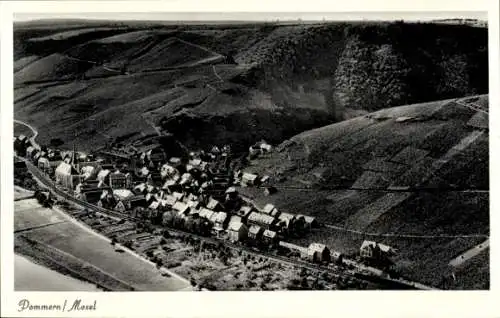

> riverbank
[14,198,192,291]
[15,254,102,291]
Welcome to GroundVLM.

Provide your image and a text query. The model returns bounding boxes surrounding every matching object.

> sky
[14,12,488,22]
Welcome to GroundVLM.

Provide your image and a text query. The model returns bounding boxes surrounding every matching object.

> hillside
[14,21,488,153]
[239,95,489,289]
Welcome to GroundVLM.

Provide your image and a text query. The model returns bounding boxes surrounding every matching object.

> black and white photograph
[1,1,499,316]
[9,10,491,293]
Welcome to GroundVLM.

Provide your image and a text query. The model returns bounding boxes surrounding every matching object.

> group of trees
[14,168,40,192]
[334,37,411,111]
[34,190,53,208]
[238,21,487,116]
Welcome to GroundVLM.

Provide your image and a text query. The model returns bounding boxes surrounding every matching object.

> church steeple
[71,144,76,165]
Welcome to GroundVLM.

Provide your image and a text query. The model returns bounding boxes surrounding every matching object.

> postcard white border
[1,1,499,317]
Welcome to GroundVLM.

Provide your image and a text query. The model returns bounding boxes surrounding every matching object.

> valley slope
[14,20,487,153]
[239,95,489,289]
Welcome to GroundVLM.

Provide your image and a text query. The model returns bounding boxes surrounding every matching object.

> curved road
[14,119,40,149]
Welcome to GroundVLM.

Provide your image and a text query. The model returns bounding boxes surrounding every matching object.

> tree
[50,138,64,148]
[300,277,309,289]
[156,259,163,268]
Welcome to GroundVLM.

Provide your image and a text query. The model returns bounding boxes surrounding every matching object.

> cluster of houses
[14,134,398,269]
[14,135,65,175]
[40,137,317,246]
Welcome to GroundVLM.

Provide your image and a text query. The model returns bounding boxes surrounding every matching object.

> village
[14,133,402,290]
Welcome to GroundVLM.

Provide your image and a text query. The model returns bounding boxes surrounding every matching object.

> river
[15,254,102,291]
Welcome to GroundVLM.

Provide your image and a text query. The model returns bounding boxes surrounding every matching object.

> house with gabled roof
[263,204,280,217]
[214,211,228,230]
[238,206,254,220]
[264,186,278,196]
[247,212,277,230]
[186,200,201,209]
[308,243,331,263]
[277,212,296,229]
[172,192,184,201]
[198,208,216,221]
[149,200,161,210]
[172,201,190,215]
[227,221,248,243]
[297,214,319,229]
[241,172,258,187]
[262,229,278,246]
[162,195,177,208]
[360,240,396,264]
[207,198,223,211]
[248,225,264,241]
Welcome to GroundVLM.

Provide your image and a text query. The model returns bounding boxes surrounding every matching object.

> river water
[15,254,101,291]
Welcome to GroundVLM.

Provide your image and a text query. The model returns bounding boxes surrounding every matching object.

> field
[14,55,41,72]
[127,38,217,72]
[28,27,127,41]
[15,53,94,83]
